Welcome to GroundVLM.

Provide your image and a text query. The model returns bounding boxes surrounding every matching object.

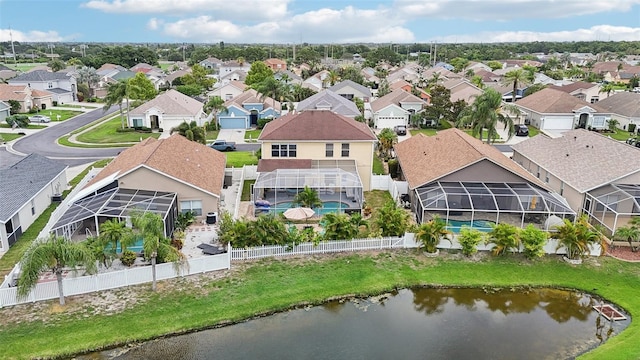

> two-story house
[254,110,377,215]
[218,89,280,129]
[199,57,223,70]
[128,89,206,131]
[8,70,77,104]
[549,81,606,104]
[208,80,247,101]
[264,58,287,71]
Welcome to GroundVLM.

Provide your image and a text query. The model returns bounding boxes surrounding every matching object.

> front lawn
[409,128,438,136]
[244,129,262,141]
[608,128,633,141]
[527,125,539,137]
[76,116,160,144]
[225,151,258,167]
[0,254,638,359]
[0,133,25,141]
[27,109,82,121]
[0,123,47,129]
[206,130,219,140]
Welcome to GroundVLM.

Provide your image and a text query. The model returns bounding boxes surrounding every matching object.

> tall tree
[245,61,274,86]
[180,64,215,92]
[456,88,516,144]
[103,80,128,129]
[599,83,615,97]
[18,235,97,305]
[131,212,184,291]
[48,59,65,72]
[374,200,410,237]
[252,76,287,109]
[204,96,227,128]
[171,120,206,144]
[76,66,100,98]
[99,218,133,254]
[501,68,532,103]
[377,128,398,158]
[128,72,158,101]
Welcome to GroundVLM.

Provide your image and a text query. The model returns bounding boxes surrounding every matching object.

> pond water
[79,288,629,360]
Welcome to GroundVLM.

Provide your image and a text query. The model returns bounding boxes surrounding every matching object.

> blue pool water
[446,220,495,233]
[272,201,351,215]
[104,238,144,253]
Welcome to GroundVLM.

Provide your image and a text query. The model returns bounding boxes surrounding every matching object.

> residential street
[9,106,122,166]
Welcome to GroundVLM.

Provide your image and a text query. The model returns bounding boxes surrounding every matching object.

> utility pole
[182,42,186,62]
[9,26,16,64]
[433,41,437,67]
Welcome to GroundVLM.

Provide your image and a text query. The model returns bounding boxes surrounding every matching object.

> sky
[1,0,640,44]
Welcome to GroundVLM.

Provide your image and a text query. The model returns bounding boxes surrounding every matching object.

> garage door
[542,117,574,130]
[376,116,406,130]
[219,117,247,129]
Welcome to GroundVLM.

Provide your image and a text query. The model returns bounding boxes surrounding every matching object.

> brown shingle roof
[225,88,280,111]
[259,110,377,141]
[394,128,545,189]
[511,129,640,192]
[515,88,606,113]
[0,84,28,101]
[129,89,203,116]
[592,92,640,118]
[548,81,598,94]
[85,134,226,196]
[371,88,425,112]
[257,159,312,172]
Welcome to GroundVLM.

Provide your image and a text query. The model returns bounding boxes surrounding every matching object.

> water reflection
[78,288,629,360]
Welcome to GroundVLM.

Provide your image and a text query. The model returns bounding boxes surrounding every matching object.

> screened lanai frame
[413,181,576,231]
[253,165,363,216]
[51,187,178,240]
[583,184,640,235]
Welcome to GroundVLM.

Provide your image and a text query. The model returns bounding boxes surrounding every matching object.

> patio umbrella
[283,207,315,221]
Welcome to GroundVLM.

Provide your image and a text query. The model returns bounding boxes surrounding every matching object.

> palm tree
[554,215,600,260]
[486,223,520,256]
[103,80,129,129]
[131,211,184,291]
[171,120,206,144]
[607,118,620,133]
[457,227,484,256]
[377,128,398,159]
[204,96,227,128]
[501,68,532,103]
[292,186,322,209]
[327,70,340,87]
[415,216,452,254]
[18,235,97,305]
[471,75,485,89]
[374,200,410,237]
[456,88,516,144]
[76,66,100,97]
[614,217,640,252]
[99,218,134,254]
[599,83,615,98]
[251,76,285,110]
[322,212,359,240]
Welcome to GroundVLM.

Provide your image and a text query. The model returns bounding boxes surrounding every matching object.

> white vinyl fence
[370,175,408,201]
[0,253,230,308]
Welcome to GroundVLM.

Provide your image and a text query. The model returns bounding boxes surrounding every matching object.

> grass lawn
[364,190,393,211]
[206,130,220,140]
[225,151,258,167]
[373,155,386,175]
[3,63,42,72]
[0,253,638,359]
[0,132,24,141]
[608,128,634,141]
[26,109,82,122]
[244,129,262,141]
[241,179,256,201]
[527,125,540,137]
[410,128,438,136]
[56,104,99,109]
[76,116,160,144]
[0,123,47,129]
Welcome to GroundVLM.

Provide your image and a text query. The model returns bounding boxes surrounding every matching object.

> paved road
[236,143,260,152]
[494,144,513,153]
[11,106,122,166]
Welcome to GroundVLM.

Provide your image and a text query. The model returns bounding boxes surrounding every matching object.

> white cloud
[158,5,415,43]
[430,25,640,43]
[147,18,163,30]
[82,0,290,20]
[0,29,69,42]
[395,0,640,20]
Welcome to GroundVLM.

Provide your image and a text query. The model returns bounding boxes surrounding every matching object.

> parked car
[394,125,407,136]
[514,124,529,137]
[625,138,637,146]
[29,115,51,123]
[209,140,236,151]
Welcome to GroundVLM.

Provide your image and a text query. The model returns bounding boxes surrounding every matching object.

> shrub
[629,123,637,134]
[458,227,484,256]
[77,94,85,102]
[120,250,137,267]
[28,106,38,114]
[116,127,136,133]
[520,224,548,260]
[205,120,217,131]
[257,117,273,129]
[388,159,399,178]
[486,223,520,256]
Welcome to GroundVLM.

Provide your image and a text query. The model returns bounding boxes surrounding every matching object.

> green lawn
[56,104,99,109]
[76,116,160,144]
[364,190,393,211]
[0,254,638,359]
[225,151,259,167]
[241,179,256,201]
[373,155,386,175]
[3,62,42,72]
[527,125,539,137]
[608,128,634,141]
[206,130,220,140]
[410,128,438,136]
[244,129,262,141]
[0,133,24,142]
[26,109,82,121]
[0,123,47,129]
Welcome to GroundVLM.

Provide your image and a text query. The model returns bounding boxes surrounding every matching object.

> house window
[341,143,350,157]
[590,96,599,103]
[545,172,550,183]
[132,118,143,127]
[271,144,297,158]
[326,143,334,157]
[180,200,203,216]
[536,165,540,179]
[560,182,564,196]
[31,199,35,216]
[47,82,53,89]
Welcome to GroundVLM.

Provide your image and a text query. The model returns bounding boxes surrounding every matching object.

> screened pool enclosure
[51,186,178,241]
[412,181,576,232]
[583,183,640,235]
[253,163,363,216]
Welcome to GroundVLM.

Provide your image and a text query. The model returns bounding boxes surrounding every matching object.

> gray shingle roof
[328,80,372,97]
[0,154,67,221]
[10,70,72,82]
[594,92,640,118]
[296,89,360,116]
[511,129,640,192]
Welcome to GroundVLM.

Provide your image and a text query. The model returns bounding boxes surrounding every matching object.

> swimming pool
[272,201,352,215]
[104,238,144,253]
[446,219,495,233]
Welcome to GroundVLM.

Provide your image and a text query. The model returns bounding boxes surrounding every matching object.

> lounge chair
[197,243,226,255]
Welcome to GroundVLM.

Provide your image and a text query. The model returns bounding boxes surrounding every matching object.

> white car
[29,115,51,123]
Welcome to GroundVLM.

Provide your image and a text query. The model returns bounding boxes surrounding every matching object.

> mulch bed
[606,245,640,262]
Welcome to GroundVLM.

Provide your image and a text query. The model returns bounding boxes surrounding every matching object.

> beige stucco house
[549,81,607,104]
[593,92,640,132]
[254,110,377,215]
[394,129,575,231]
[129,89,206,131]
[512,129,640,234]
[51,134,226,239]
